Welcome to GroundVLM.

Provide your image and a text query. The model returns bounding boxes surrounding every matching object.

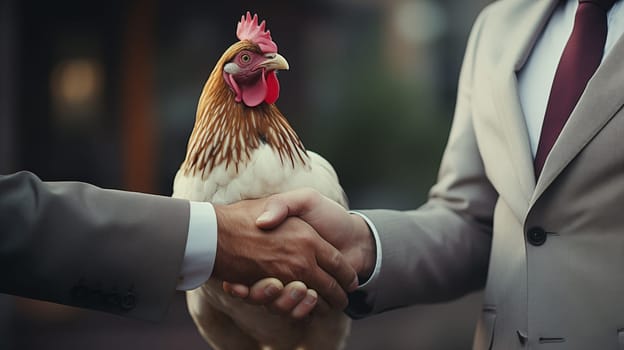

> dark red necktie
[533,0,616,177]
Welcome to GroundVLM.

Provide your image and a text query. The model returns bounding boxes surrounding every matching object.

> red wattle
[264,71,280,105]
[240,71,266,107]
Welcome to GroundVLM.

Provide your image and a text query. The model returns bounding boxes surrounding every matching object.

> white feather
[173,143,350,350]
[173,145,345,206]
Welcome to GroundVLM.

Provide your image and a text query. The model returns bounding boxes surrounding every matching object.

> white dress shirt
[176,201,217,290]
[519,0,624,156]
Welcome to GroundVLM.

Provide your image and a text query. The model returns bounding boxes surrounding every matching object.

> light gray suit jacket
[352,0,624,349]
[0,171,190,321]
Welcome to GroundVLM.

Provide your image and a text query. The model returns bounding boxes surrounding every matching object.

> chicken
[172,12,351,350]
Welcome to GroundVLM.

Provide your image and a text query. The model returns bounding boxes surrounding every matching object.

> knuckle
[326,278,338,293]
[271,262,294,282]
[289,266,303,279]
[300,187,322,206]
[300,233,317,249]
[289,260,307,279]
[330,251,342,269]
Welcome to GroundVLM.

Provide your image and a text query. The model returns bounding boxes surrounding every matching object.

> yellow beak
[259,53,289,71]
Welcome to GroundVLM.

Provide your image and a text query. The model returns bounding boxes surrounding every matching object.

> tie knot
[579,0,616,11]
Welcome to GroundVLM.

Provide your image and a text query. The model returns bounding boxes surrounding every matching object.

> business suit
[0,171,190,321]
[351,0,624,348]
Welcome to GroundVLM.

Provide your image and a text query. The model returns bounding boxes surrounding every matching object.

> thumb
[256,196,290,229]
[256,188,321,229]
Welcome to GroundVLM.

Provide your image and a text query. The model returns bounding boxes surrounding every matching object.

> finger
[291,289,318,319]
[247,278,284,304]
[307,267,349,310]
[256,189,349,248]
[223,281,250,298]
[256,188,325,229]
[316,239,359,293]
[256,197,290,229]
[315,296,331,315]
[268,281,308,316]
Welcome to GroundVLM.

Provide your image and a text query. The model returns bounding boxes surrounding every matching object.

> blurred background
[0,0,492,348]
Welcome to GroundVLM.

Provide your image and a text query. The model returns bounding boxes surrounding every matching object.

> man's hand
[256,189,376,280]
[223,278,327,319]
[222,188,377,317]
[212,197,358,309]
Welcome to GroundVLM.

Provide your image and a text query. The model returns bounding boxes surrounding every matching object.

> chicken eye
[241,54,251,63]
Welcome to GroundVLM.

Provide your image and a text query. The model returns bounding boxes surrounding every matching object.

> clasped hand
[212,189,375,319]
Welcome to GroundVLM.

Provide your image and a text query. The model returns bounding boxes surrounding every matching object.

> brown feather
[181,41,308,178]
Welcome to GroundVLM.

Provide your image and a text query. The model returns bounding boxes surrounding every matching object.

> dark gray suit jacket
[0,171,190,321]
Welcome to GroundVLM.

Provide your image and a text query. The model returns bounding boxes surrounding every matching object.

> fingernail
[257,211,272,224]
[303,294,317,305]
[264,284,279,297]
[290,289,303,300]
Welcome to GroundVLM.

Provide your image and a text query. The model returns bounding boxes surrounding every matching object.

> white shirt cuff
[176,201,217,290]
[349,211,382,289]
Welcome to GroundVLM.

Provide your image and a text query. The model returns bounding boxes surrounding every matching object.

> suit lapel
[531,34,624,205]
[491,0,559,205]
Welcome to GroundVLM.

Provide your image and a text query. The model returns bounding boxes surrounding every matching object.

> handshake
[211,188,377,318]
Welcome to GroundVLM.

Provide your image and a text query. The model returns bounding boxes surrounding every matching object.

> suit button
[120,291,136,311]
[517,330,528,345]
[527,227,547,246]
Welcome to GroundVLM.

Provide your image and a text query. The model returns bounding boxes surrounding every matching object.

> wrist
[349,213,376,283]
[212,204,236,281]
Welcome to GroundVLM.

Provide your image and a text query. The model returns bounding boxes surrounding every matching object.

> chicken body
[174,144,345,208]
[173,144,350,350]
[172,13,350,350]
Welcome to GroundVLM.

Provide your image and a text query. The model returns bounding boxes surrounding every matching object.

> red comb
[236,12,278,53]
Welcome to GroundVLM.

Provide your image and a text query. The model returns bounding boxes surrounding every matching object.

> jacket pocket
[618,328,624,350]
[473,305,496,350]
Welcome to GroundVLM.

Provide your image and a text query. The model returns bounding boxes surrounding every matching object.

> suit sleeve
[348,7,497,318]
[0,171,190,321]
